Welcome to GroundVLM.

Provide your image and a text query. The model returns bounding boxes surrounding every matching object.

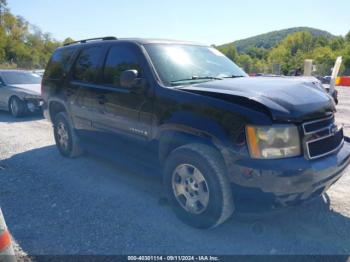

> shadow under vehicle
[1,145,350,255]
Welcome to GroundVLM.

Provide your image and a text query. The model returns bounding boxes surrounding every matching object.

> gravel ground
[0,87,350,257]
[336,87,350,137]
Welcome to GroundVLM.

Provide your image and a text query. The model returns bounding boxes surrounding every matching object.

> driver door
[96,43,154,141]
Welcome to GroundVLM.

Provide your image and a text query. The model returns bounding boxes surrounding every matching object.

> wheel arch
[158,127,227,167]
[48,100,68,123]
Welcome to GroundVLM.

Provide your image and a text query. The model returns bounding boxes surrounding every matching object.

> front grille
[303,114,344,160]
[302,115,334,134]
[306,128,344,159]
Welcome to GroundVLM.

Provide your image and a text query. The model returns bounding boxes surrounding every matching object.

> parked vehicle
[32,69,45,77]
[0,70,42,117]
[42,37,350,228]
[319,76,332,84]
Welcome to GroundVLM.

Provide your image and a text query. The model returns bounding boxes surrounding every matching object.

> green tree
[217,44,238,61]
[266,32,316,74]
[0,0,8,20]
[346,31,350,42]
[312,46,336,75]
[0,3,71,69]
[329,37,345,51]
[236,54,253,72]
[245,46,268,60]
[340,42,350,75]
[63,37,75,45]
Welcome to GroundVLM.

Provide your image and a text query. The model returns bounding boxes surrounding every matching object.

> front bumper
[24,98,43,113]
[226,138,350,206]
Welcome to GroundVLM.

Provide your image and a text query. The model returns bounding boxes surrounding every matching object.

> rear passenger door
[68,45,108,137]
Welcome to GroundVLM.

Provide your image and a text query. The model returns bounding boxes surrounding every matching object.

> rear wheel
[164,143,234,229]
[53,112,83,158]
[9,97,26,117]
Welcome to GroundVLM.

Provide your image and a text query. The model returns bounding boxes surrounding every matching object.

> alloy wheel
[10,99,19,116]
[172,164,210,214]
[56,121,69,151]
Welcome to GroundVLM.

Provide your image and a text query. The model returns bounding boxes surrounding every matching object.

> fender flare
[47,98,70,122]
[157,124,229,165]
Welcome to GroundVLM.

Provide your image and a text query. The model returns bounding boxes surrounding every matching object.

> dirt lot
[0,87,350,257]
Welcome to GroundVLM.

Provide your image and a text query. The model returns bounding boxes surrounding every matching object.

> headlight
[246,125,301,159]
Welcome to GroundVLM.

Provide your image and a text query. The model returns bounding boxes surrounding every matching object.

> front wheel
[164,143,234,229]
[53,112,83,158]
[9,97,26,117]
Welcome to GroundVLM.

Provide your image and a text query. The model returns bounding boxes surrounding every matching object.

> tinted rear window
[73,46,104,83]
[46,47,77,79]
[1,71,42,85]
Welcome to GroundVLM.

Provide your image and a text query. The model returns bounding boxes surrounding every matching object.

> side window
[46,47,77,79]
[103,45,141,87]
[73,46,104,83]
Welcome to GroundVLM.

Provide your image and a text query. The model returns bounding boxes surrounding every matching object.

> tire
[53,112,83,158]
[9,96,26,118]
[164,143,234,229]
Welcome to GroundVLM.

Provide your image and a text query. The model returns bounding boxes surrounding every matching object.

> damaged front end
[23,95,43,113]
[180,77,350,208]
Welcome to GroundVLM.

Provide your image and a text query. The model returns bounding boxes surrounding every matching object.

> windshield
[144,44,247,86]
[2,71,42,85]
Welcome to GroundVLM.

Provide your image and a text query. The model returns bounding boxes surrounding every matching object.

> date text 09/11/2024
[127,256,220,261]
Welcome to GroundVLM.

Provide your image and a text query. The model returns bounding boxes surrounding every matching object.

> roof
[119,38,203,45]
[61,37,205,48]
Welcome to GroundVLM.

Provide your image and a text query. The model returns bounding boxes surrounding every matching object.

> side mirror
[120,70,140,88]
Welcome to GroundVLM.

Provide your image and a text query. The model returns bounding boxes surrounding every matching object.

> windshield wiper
[170,76,223,85]
[222,75,246,79]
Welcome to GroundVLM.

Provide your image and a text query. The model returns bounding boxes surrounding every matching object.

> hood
[181,77,335,122]
[11,84,41,96]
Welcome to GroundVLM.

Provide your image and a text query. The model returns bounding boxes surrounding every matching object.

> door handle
[98,95,107,105]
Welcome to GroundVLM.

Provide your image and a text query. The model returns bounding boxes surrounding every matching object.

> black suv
[42,37,350,228]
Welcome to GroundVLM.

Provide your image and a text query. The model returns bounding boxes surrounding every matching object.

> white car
[0,70,42,117]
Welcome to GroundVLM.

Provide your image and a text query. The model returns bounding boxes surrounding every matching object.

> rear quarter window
[45,47,78,80]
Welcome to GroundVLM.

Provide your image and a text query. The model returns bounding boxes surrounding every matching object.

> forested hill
[220,27,335,52]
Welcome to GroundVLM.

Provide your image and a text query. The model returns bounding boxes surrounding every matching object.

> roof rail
[64,36,117,46]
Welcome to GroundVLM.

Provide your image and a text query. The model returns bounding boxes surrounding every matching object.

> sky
[8,0,350,45]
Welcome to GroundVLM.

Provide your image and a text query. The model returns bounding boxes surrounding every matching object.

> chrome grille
[303,114,344,160]
[302,115,334,135]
